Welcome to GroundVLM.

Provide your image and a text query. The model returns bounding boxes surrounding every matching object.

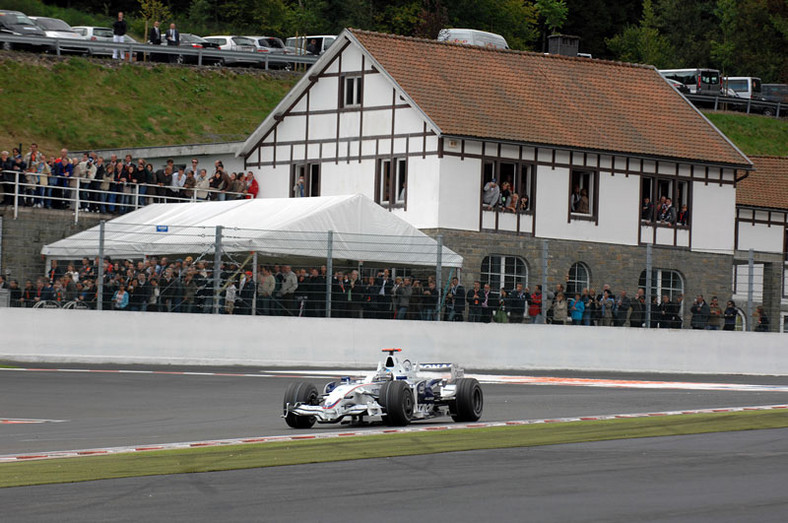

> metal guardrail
[0,169,247,223]
[0,33,318,69]
[685,93,785,118]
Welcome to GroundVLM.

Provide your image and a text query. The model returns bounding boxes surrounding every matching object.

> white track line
[1,404,786,463]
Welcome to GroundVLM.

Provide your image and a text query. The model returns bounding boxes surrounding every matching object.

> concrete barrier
[1,308,785,375]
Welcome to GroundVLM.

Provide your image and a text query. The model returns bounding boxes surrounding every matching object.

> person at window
[677,204,690,226]
[500,181,511,208]
[706,296,723,330]
[570,185,581,211]
[658,197,677,225]
[723,300,738,331]
[445,276,465,321]
[482,179,500,209]
[575,188,589,214]
[306,39,319,55]
[754,306,769,332]
[641,196,653,221]
[466,281,483,322]
[518,193,530,212]
[505,192,519,213]
[293,175,305,198]
[690,294,709,329]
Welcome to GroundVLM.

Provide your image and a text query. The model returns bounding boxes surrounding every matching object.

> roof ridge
[347,27,656,70]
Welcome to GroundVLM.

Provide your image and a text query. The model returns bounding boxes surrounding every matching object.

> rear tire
[283,381,318,429]
[762,107,775,117]
[450,378,483,422]
[378,380,413,426]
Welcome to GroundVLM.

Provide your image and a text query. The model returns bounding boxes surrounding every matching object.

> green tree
[536,0,568,33]
[138,0,172,46]
[710,0,737,78]
[606,0,673,66]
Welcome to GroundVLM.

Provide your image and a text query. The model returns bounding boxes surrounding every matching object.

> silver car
[30,16,88,54]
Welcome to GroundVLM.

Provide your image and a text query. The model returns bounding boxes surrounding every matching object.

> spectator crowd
[1,143,258,212]
[0,256,768,331]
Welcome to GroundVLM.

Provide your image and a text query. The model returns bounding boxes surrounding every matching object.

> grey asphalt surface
[2,429,787,522]
[2,365,788,522]
[2,365,788,455]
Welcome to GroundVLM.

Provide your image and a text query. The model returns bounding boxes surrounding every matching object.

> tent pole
[97,220,105,311]
[436,234,443,321]
[252,251,258,316]
[213,225,223,315]
[326,230,333,318]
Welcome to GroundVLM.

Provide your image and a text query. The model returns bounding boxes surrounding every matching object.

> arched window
[638,269,684,301]
[481,255,527,292]
[566,262,590,296]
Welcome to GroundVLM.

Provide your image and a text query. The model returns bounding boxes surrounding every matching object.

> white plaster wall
[596,172,639,244]
[400,156,440,228]
[2,309,787,375]
[256,165,291,198]
[737,222,785,253]
[321,160,375,197]
[364,75,394,106]
[692,181,735,254]
[438,156,481,231]
[533,165,569,238]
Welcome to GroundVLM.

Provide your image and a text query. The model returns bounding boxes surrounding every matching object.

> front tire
[283,381,318,428]
[379,380,413,426]
[450,378,483,422]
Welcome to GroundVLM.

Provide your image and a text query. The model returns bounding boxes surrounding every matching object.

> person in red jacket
[244,171,259,199]
[528,285,543,324]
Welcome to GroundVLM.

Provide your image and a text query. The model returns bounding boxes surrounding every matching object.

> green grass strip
[2,410,787,488]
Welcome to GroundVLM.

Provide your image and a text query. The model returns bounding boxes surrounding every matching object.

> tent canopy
[41,194,463,268]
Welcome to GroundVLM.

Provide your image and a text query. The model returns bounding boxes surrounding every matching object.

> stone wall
[425,228,735,329]
[0,207,102,283]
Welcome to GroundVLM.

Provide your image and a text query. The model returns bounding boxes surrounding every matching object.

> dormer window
[341,74,363,108]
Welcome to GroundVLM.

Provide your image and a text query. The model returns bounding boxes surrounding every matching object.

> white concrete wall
[2,309,787,375]
[693,181,736,254]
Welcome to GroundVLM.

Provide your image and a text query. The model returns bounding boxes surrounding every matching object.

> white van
[437,28,509,50]
[658,68,722,95]
[724,77,763,100]
[284,35,336,55]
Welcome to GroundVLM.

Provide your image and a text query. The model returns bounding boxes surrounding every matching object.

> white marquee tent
[41,194,463,268]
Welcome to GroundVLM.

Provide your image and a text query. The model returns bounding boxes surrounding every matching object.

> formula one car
[282,349,483,428]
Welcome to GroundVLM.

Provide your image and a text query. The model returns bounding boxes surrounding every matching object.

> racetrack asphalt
[3,428,787,522]
[3,364,788,456]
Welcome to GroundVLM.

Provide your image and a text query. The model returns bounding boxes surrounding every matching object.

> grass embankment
[0,54,298,153]
[2,410,787,488]
[0,53,785,157]
[704,112,788,156]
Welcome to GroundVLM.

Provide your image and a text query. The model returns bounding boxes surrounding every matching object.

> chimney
[547,34,580,57]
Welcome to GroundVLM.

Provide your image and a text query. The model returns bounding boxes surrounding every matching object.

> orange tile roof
[349,30,750,167]
[737,156,788,210]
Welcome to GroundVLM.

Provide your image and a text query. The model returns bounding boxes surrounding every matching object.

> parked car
[246,35,288,54]
[437,28,509,50]
[203,35,256,64]
[71,25,113,56]
[30,16,88,54]
[174,33,223,65]
[285,35,336,55]
[723,76,763,100]
[762,84,788,104]
[665,78,691,94]
[0,10,49,52]
[659,68,722,95]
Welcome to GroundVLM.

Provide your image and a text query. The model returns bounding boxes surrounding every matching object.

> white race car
[283,349,483,428]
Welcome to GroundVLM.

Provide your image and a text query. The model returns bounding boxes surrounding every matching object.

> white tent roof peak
[41,194,463,268]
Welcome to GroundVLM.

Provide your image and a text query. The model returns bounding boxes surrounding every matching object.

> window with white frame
[377,158,407,207]
[340,75,362,108]
[639,268,684,301]
[291,163,320,197]
[566,262,591,296]
[570,169,596,217]
[481,255,528,292]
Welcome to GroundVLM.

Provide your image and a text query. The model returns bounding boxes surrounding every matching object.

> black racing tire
[450,378,483,422]
[378,380,413,426]
[283,381,318,429]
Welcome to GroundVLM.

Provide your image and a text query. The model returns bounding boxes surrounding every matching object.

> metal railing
[685,93,785,118]
[0,34,319,69]
[0,170,247,223]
